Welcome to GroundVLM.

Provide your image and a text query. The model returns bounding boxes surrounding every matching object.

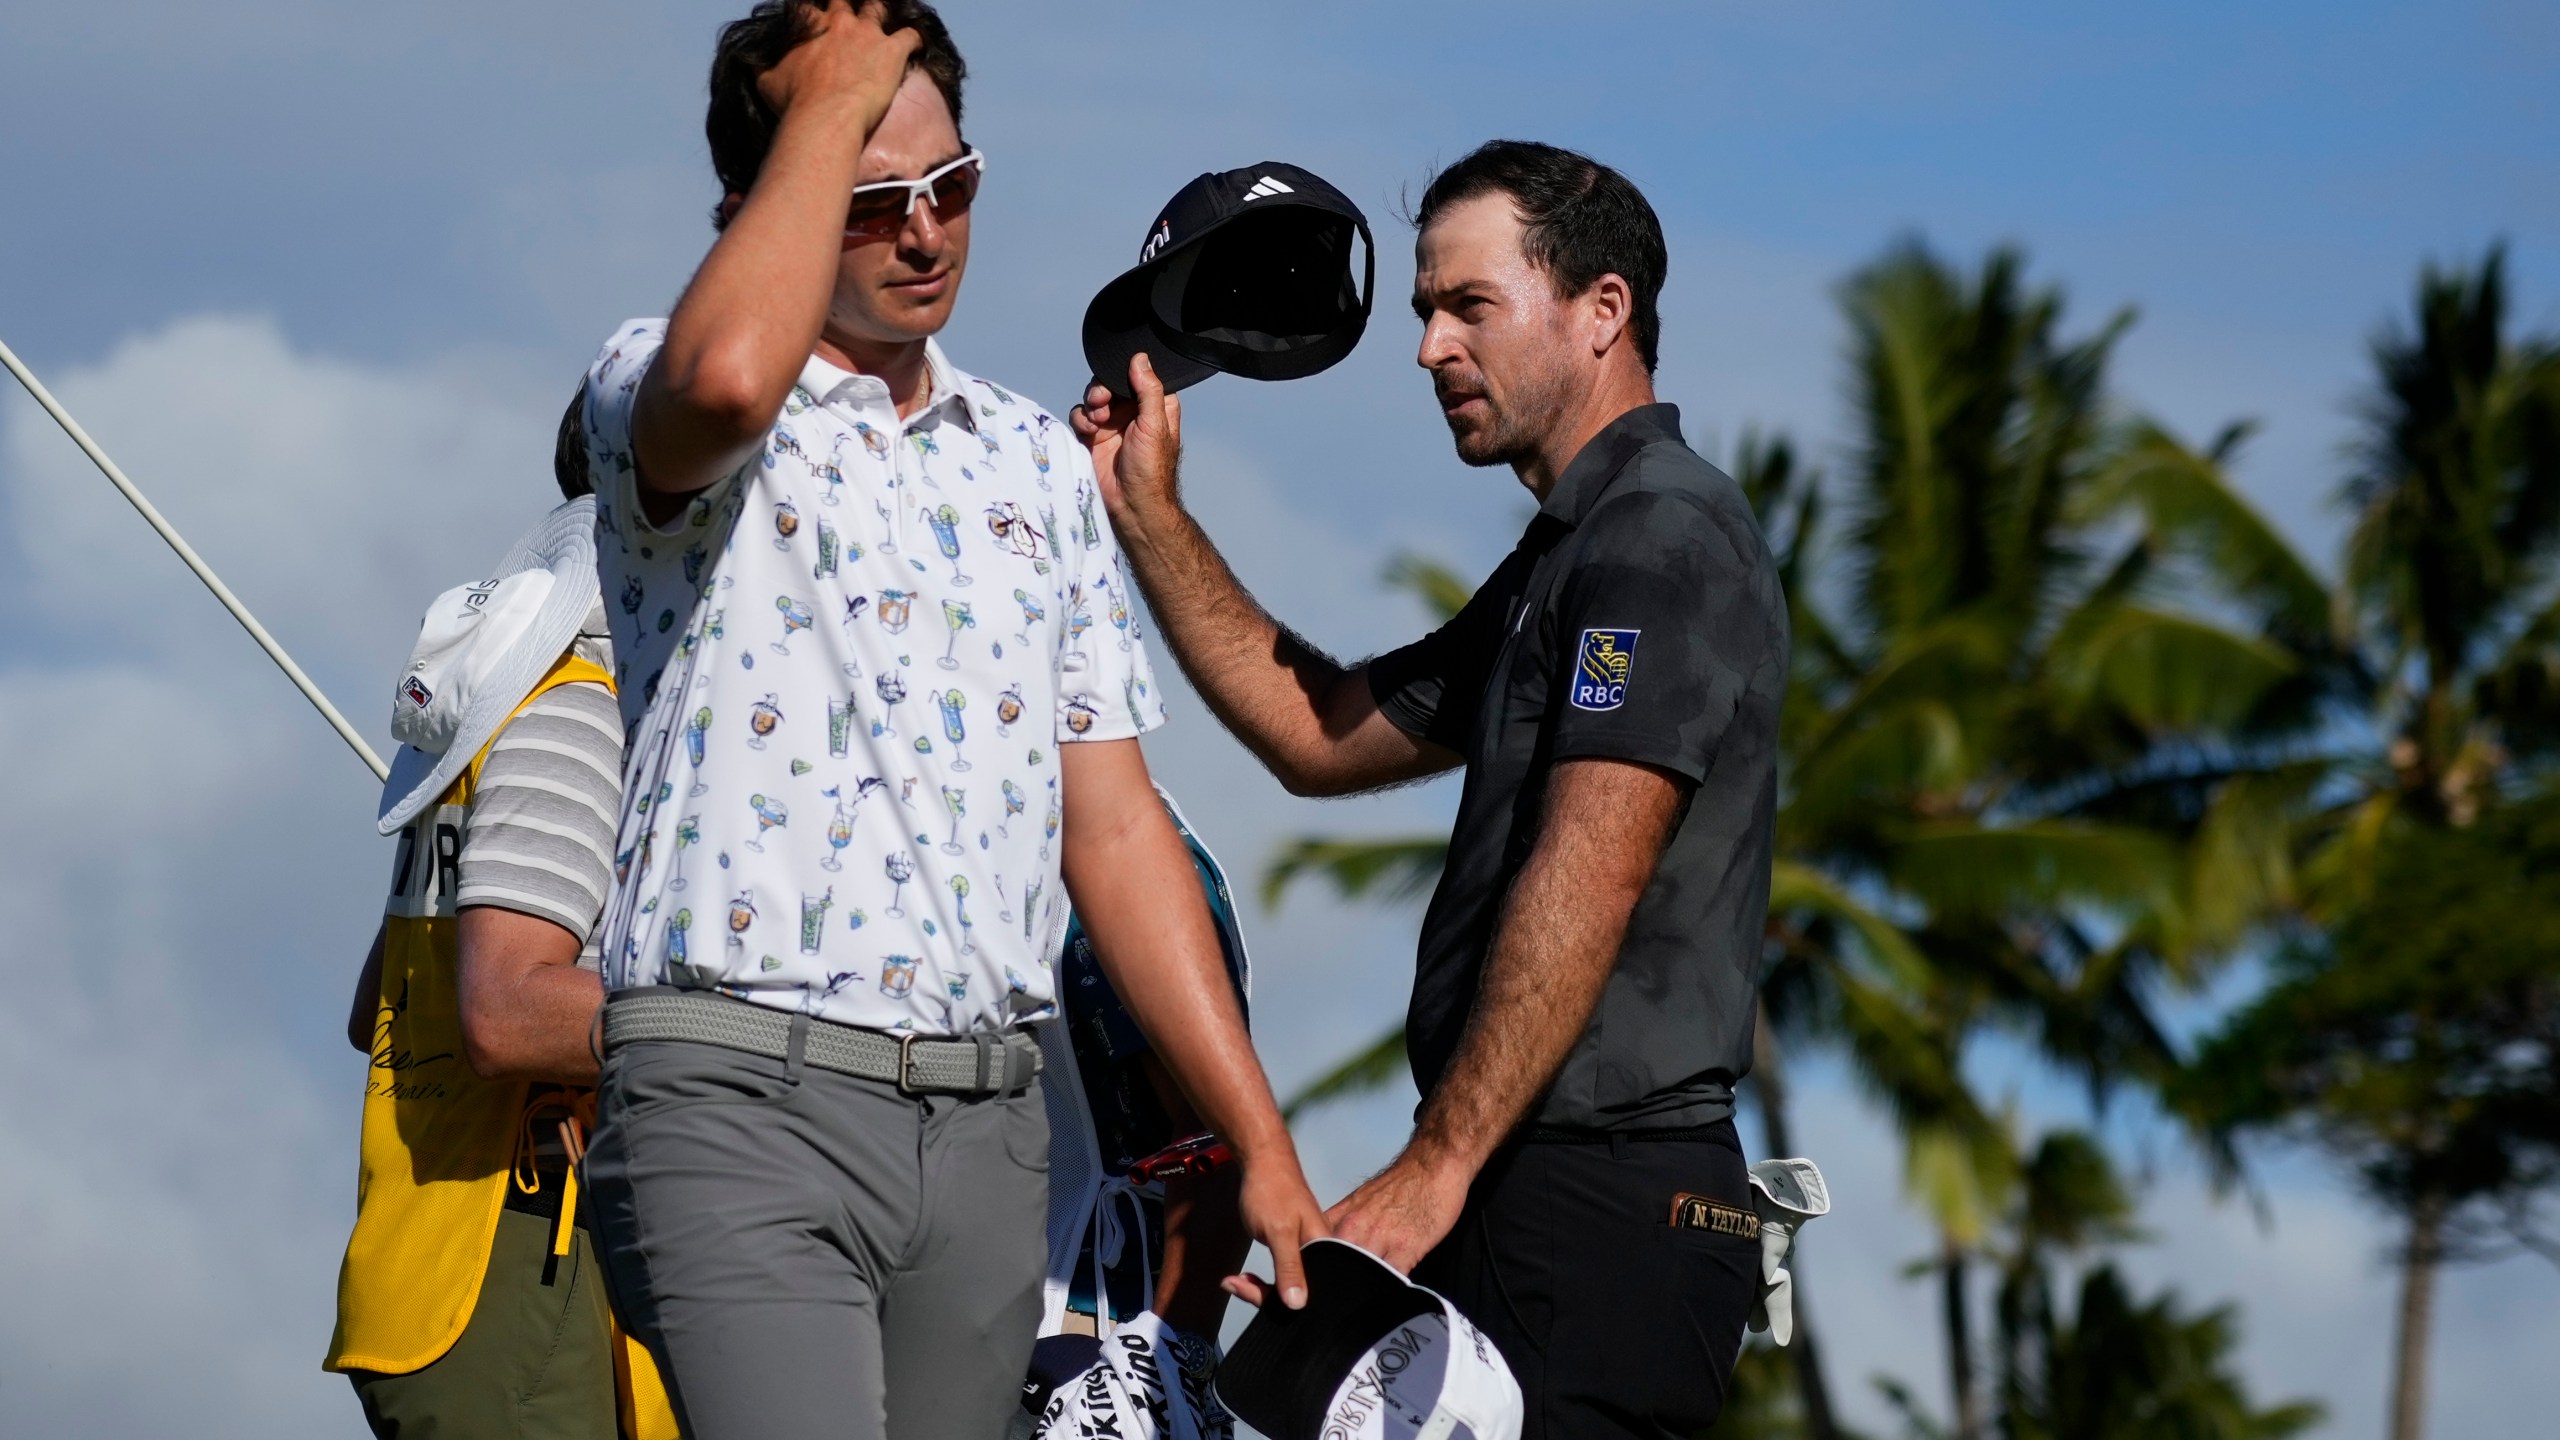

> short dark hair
[554,387,591,501]
[705,0,967,231]
[1414,141,1667,372]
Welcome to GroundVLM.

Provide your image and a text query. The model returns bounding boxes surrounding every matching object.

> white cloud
[6,313,568,690]
[0,659,363,1437]
[0,317,566,1438]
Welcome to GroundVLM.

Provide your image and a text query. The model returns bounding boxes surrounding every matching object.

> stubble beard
[1437,359,1573,472]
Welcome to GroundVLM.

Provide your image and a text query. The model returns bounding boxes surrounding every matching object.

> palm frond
[1260,836,1447,909]
[1903,1114,2023,1247]
[2184,761,2332,949]
[1382,554,1474,626]
[2086,422,2335,650]
[1826,965,2018,1239]
[2475,588,2560,761]
[2295,789,2402,918]
[2000,929,2186,1095]
[1769,858,1932,991]
[2015,1129,2142,1253]
[2344,244,2560,702]
[2043,602,2299,735]
[1787,617,2009,821]
[1885,821,2186,931]
[1280,1024,1409,1121]
[1785,697,1972,839]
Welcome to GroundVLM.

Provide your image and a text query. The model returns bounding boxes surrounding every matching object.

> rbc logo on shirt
[1571,629,1640,711]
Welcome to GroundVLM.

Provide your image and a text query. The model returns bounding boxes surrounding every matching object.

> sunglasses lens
[926,160,981,218]
[845,191,910,232]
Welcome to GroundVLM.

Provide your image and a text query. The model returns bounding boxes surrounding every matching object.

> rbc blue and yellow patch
[1571,628,1640,711]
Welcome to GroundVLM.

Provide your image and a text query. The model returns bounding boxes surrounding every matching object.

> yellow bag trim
[552,1149,581,1260]
[615,1323,682,1440]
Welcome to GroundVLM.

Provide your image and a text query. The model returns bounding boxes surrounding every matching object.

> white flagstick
[0,334,390,782]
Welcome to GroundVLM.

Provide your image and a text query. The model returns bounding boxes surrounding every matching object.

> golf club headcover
[1745,1157,1832,1346]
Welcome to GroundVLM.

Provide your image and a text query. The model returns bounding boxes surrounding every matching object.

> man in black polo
[1073,140,1786,1438]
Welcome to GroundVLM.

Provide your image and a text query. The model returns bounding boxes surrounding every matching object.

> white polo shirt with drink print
[581,320,1163,1036]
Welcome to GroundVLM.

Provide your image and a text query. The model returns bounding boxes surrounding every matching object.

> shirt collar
[795,337,978,433]
[1537,403,1685,527]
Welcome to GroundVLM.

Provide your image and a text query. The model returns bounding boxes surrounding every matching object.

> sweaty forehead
[1413,196,1533,298]
[855,71,963,184]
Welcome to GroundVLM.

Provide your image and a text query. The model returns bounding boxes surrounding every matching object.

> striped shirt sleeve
[458,680,624,944]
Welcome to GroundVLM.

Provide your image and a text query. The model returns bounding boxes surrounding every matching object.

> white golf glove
[1744,1157,1831,1346]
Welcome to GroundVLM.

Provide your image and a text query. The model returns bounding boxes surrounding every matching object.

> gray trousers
[584,1037,1050,1440]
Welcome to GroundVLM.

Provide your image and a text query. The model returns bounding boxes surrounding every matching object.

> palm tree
[2330,253,2560,1440]
[2003,1267,2322,1440]
[2182,792,2560,1440]
[1776,239,2318,1439]
[1880,1130,2324,1440]
[2342,249,2560,827]
[2167,247,2560,1440]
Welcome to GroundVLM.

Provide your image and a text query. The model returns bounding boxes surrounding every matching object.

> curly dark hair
[705,0,967,231]
[1415,141,1667,373]
[553,386,591,500]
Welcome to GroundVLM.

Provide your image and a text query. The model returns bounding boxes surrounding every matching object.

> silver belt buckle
[895,1032,924,1094]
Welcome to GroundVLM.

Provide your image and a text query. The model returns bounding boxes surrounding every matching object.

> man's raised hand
[1074,352,1184,522]
[756,0,920,126]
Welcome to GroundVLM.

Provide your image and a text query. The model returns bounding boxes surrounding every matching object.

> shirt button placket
[893,423,910,556]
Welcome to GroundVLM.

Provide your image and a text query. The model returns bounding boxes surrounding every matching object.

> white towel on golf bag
[1025,1120,1234,1440]
[1028,1312,1232,1440]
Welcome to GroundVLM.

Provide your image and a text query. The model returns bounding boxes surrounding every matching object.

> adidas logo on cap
[1242,175,1295,201]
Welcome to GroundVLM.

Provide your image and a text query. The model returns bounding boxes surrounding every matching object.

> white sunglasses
[844,149,986,234]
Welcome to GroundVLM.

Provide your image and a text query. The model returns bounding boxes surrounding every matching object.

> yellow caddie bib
[325,654,621,1371]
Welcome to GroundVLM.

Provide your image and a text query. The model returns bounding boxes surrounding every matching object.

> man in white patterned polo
[573,5,1324,1439]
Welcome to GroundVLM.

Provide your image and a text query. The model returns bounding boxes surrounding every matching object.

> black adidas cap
[1082,161,1374,400]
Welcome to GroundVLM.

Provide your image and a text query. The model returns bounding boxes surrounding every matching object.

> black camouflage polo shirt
[1368,403,1787,1133]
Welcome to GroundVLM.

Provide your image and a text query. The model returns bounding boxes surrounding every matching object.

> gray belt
[603,988,1041,1096]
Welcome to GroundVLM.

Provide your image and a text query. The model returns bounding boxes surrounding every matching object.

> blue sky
[1,2,2554,1435]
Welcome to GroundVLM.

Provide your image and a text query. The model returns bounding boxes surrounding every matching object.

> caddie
[572,5,1323,1438]
[328,398,673,1439]
[1078,140,1787,1439]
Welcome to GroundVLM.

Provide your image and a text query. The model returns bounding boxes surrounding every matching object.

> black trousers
[1413,1120,1759,1440]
